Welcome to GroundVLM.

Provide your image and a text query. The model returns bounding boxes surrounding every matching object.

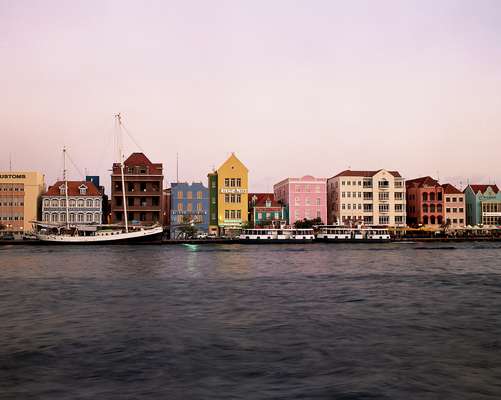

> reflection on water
[1,242,501,399]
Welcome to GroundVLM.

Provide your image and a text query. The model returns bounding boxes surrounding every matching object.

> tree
[176,215,198,239]
[294,217,322,229]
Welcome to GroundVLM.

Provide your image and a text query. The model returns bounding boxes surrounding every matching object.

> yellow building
[0,172,45,237]
[208,153,249,236]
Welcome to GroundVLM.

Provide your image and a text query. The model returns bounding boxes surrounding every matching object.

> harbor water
[1,243,501,399]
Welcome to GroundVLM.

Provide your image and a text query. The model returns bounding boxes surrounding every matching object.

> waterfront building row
[2,152,500,237]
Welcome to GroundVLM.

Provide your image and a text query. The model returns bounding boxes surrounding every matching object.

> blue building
[464,184,501,226]
[170,182,209,238]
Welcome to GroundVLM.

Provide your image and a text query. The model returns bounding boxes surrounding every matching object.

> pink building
[273,175,327,226]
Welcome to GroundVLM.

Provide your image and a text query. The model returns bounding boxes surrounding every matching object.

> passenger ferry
[315,225,391,243]
[239,228,315,243]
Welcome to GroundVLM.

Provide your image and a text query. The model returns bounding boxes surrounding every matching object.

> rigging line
[67,152,85,179]
[121,123,145,153]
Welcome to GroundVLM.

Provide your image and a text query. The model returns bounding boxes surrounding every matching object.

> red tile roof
[468,184,500,194]
[406,176,440,188]
[442,183,463,194]
[248,193,282,208]
[332,169,401,178]
[44,181,101,196]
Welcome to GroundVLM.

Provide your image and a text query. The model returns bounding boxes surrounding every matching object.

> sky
[1,0,500,192]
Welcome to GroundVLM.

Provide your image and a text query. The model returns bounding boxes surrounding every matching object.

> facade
[86,175,109,223]
[327,169,406,226]
[162,188,171,229]
[406,176,444,228]
[170,182,209,238]
[208,153,249,235]
[273,175,327,226]
[442,183,466,229]
[0,171,45,236]
[42,180,102,224]
[111,152,163,225]
[464,184,501,226]
[248,193,285,227]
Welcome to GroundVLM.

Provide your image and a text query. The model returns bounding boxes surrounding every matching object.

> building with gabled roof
[406,176,444,228]
[208,153,249,235]
[248,193,285,227]
[327,169,406,226]
[464,184,501,226]
[42,180,102,225]
[442,183,466,229]
[111,152,163,226]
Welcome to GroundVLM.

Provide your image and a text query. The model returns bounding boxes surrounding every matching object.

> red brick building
[406,176,444,228]
[111,153,163,225]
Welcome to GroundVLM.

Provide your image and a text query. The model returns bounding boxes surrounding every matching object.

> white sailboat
[35,115,164,244]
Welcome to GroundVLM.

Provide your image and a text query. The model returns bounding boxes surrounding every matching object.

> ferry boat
[239,228,315,243]
[315,225,391,243]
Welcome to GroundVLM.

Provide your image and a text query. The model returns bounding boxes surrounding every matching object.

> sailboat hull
[37,227,164,244]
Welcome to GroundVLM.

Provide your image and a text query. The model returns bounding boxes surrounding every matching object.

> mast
[116,113,129,232]
[63,147,70,228]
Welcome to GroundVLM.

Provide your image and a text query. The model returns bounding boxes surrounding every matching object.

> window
[60,199,66,207]
[459,208,463,213]
[422,193,428,201]
[70,199,76,207]
[363,204,372,212]
[379,192,389,201]
[187,203,192,211]
[394,192,403,200]
[51,214,58,222]
[197,191,203,199]
[187,191,193,199]
[230,178,235,187]
[379,204,389,212]
[95,213,100,222]
[177,191,183,199]
[452,197,457,202]
[430,192,435,201]
[86,199,93,207]
[342,192,346,198]
[306,197,311,205]
[51,199,58,207]
[79,187,87,195]
[69,213,75,222]
[378,180,389,189]
[446,197,451,202]
[316,198,320,205]
[77,213,84,222]
[86,213,93,222]
[77,199,84,207]
[379,216,389,225]
[43,213,49,221]
[395,204,403,212]
[395,216,404,224]
[177,203,183,211]
[295,197,300,205]
[197,202,203,211]
[225,210,230,219]
[94,199,100,207]
[44,199,50,207]
[236,178,241,187]
[363,192,372,200]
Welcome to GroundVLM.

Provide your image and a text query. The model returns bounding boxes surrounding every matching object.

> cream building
[0,172,45,236]
[327,169,406,226]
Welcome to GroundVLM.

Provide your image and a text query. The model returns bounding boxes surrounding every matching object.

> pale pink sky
[1,0,500,192]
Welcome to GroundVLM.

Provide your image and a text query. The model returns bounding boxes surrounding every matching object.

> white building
[327,169,406,226]
[42,181,102,224]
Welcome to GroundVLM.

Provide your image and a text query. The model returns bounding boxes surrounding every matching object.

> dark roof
[406,176,440,188]
[44,181,101,196]
[124,152,161,168]
[442,183,463,194]
[468,184,500,194]
[248,193,281,208]
[332,169,401,178]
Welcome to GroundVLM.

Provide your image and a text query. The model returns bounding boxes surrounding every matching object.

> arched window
[430,204,435,213]
[60,213,66,222]
[77,213,84,222]
[60,199,66,207]
[94,199,100,208]
[422,192,428,201]
[94,213,101,222]
[51,199,59,207]
[86,199,93,207]
[422,204,428,213]
[43,213,49,221]
[423,215,429,224]
[430,192,435,201]
[69,213,75,222]
[430,215,436,224]
[69,199,76,207]
[437,204,442,213]
[43,199,50,207]
[51,213,58,222]
[437,216,443,225]
[77,199,84,207]
[86,213,93,222]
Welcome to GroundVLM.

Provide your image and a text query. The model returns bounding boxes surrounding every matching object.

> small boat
[239,228,315,243]
[315,225,391,243]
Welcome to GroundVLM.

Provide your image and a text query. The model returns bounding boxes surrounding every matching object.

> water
[1,243,501,399]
